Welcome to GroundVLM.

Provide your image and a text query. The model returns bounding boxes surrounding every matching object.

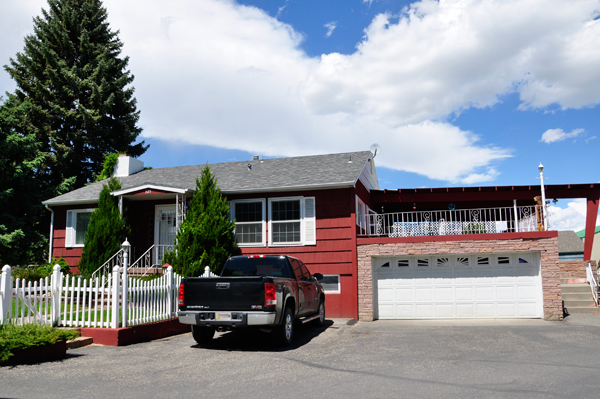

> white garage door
[374,253,543,319]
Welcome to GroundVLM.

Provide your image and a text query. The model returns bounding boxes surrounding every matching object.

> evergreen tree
[78,177,129,277]
[165,167,238,277]
[3,0,147,191]
[0,97,72,265]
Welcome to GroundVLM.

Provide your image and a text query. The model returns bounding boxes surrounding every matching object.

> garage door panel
[497,303,516,317]
[476,287,494,300]
[416,304,434,318]
[396,304,414,318]
[395,288,413,302]
[375,253,542,319]
[456,304,475,317]
[496,286,516,300]
[434,287,453,301]
[456,287,474,301]
[435,304,454,318]
[476,303,495,317]
[415,288,433,301]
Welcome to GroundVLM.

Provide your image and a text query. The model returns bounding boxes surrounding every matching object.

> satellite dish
[370,143,382,158]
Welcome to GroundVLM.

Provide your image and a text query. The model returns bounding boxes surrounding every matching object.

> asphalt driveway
[2,314,600,398]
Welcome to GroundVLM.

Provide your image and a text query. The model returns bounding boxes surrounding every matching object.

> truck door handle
[216,283,230,289]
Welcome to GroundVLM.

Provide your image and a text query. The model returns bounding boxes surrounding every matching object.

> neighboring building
[557,231,584,260]
[43,152,600,321]
[577,226,600,264]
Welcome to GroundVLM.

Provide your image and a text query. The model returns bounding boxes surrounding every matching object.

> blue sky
[1,0,599,230]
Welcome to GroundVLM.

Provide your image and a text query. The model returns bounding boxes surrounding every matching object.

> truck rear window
[222,258,292,278]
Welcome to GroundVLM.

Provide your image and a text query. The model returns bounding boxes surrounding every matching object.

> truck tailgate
[184,277,265,311]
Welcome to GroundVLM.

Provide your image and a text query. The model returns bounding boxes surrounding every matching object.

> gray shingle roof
[43,151,373,205]
[558,230,584,254]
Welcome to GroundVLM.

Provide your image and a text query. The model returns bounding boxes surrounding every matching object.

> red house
[43,152,599,320]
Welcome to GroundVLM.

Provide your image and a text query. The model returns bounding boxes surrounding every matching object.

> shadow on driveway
[190,319,334,352]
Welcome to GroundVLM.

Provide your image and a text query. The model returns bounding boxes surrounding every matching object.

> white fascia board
[353,155,379,191]
[111,184,190,196]
[42,199,98,206]
[221,181,355,195]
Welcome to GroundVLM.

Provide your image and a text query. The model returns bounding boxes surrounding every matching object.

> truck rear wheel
[276,307,294,346]
[315,301,325,327]
[191,326,215,346]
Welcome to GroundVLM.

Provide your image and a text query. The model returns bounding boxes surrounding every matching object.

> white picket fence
[0,264,192,328]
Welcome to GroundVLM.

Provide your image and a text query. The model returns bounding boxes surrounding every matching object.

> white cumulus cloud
[1,0,599,184]
[541,128,585,143]
[548,199,600,232]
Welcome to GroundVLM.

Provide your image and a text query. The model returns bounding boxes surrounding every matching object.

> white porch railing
[586,262,599,306]
[156,244,175,266]
[0,264,182,328]
[91,247,126,279]
[361,205,541,237]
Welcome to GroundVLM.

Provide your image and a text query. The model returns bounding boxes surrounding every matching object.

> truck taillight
[265,282,277,306]
[248,255,265,258]
[178,283,185,306]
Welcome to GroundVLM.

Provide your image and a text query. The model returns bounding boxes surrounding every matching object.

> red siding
[51,204,96,268]
[229,188,358,318]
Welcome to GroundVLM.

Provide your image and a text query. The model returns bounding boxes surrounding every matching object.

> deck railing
[361,205,541,237]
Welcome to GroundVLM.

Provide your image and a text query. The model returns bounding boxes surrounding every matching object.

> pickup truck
[178,255,325,346]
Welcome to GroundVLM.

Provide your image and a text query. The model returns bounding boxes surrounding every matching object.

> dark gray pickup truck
[178,255,325,346]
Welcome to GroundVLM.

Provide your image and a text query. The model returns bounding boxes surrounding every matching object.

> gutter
[45,204,54,263]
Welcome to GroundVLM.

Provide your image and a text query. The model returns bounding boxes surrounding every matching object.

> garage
[373,253,544,319]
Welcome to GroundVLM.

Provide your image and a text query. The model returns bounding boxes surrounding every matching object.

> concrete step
[562,292,595,300]
[563,299,597,307]
[563,306,600,314]
[66,336,93,349]
[560,277,588,284]
[561,284,592,293]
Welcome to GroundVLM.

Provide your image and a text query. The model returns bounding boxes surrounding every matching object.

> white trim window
[268,196,316,246]
[320,275,341,293]
[65,209,95,247]
[230,199,266,247]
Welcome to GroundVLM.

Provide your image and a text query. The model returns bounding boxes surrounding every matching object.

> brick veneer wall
[357,235,561,321]
[558,260,597,279]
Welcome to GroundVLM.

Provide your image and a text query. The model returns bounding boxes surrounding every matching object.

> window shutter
[303,197,316,245]
[65,210,74,247]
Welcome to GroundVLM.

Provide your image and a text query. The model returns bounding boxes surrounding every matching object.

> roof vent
[253,155,259,161]
[348,155,352,163]
[248,163,252,170]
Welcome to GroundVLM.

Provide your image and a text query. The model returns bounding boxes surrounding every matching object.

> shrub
[0,323,80,363]
[164,166,238,276]
[10,257,69,281]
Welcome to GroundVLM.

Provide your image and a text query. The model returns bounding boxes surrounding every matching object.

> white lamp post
[121,238,130,327]
[538,163,548,231]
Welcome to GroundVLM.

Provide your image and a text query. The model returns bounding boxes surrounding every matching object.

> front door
[154,205,177,265]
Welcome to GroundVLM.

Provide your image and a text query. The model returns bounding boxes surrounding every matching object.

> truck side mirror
[313,273,323,281]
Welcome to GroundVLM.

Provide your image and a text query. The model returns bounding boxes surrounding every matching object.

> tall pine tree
[78,177,129,278]
[165,167,239,277]
[3,0,147,190]
[0,97,73,265]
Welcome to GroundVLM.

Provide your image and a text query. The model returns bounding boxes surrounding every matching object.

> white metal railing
[91,247,126,279]
[0,264,182,328]
[129,245,162,277]
[586,262,599,306]
[361,206,542,237]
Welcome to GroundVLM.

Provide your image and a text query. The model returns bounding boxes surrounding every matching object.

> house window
[229,199,266,246]
[268,197,316,246]
[320,275,340,293]
[356,196,366,229]
[66,209,95,247]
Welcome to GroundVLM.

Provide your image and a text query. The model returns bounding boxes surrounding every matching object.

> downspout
[45,205,54,263]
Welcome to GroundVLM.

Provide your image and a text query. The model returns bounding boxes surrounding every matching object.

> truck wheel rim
[285,314,292,340]
[319,303,325,322]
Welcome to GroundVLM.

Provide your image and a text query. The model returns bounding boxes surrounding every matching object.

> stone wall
[357,235,561,321]
[558,260,597,279]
